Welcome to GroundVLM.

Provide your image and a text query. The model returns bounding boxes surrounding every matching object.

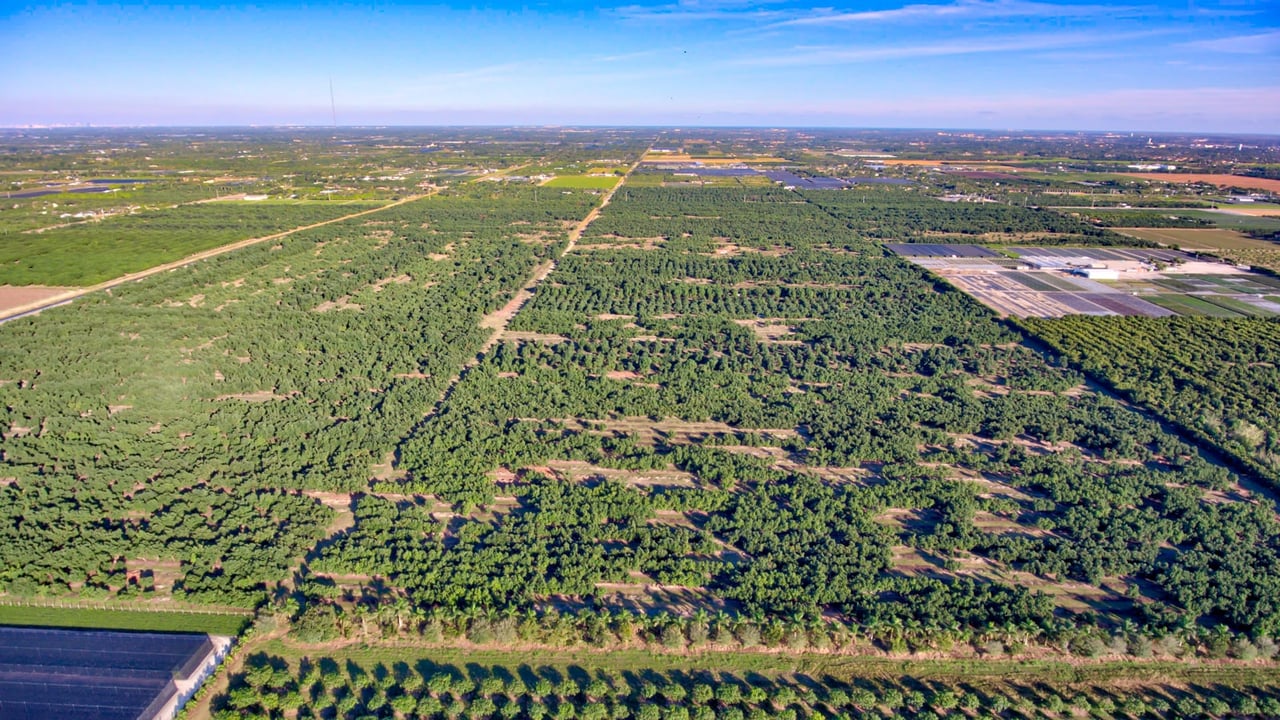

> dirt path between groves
[0,191,438,324]
[414,157,642,421]
[184,161,638,720]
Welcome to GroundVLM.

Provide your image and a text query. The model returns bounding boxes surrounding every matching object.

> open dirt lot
[1120,173,1280,193]
[0,285,77,317]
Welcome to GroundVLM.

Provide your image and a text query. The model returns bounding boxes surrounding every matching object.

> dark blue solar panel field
[0,626,213,720]
[884,243,1002,257]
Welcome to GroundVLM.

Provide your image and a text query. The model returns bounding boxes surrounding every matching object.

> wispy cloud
[730,29,1166,67]
[591,47,677,63]
[1185,29,1280,54]
[395,62,534,88]
[772,0,1131,28]
[615,0,1142,26]
[614,0,789,22]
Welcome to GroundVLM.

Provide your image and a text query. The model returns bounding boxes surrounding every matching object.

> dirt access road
[0,192,437,324]
[418,156,643,423]
[478,168,634,347]
[0,161,549,324]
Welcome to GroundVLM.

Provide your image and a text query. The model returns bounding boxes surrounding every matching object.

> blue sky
[2,0,1278,131]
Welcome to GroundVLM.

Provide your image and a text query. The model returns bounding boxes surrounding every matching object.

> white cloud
[773,0,1131,28]
[614,0,788,22]
[1186,29,1280,54]
[730,29,1165,66]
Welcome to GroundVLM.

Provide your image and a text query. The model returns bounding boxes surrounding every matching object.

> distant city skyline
[3,0,1278,132]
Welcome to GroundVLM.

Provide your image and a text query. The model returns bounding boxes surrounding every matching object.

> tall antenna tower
[329,77,338,127]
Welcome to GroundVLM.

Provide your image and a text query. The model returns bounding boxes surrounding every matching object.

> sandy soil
[1120,173,1280,193]
[0,285,77,315]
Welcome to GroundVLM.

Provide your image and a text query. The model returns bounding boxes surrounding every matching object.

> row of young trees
[799,187,1148,245]
[213,653,1280,720]
[1025,315,1280,486]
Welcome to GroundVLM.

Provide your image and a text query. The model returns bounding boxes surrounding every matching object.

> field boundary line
[0,191,438,324]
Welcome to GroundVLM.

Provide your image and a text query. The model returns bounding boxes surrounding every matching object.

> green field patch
[1165,211,1280,231]
[1005,271,1059,292]
[0,603,250,635]
[0,201,383,286]
[1196,294,1277,317]
[1148,277,1213,293]
[1202,276,1280,293]
[1115,227,1270,249]
[1145,294,1246,317]
[544,175,621,190]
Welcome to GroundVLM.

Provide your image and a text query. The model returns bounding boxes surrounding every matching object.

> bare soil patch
[733,318,807,344]
[313,296,363,313]
[539,459,698,488]
[576,236,665,251]
[0,285,76,315]
[1120,173,1280,192]
[502,330,569,344]
[709,242,791,257]
[542,417,799,445]
[371,274,412,291]
[214,390,292,402]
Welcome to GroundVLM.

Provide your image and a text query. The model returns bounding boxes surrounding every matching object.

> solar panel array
[885,243,1002,258]
[0,627,214,720]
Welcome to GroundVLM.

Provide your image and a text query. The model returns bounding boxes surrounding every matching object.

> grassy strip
[258,640,1279,689]
[1197,294,1275,317]
[1146,293,1246,317]
[0,603,251,636]
[545,175,621,189]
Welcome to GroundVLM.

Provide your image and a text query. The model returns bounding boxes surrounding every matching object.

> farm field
[200,642,1280,720]
[627,168,778,188]
[794,185,1140,245]
[1111,208,1280,230]
[0,602,250,635]
[1215,203,1280,216]
[1109,225,1280,273]
[0,178,610,609]
[273,180,1280,667]
[1113,227,1271,249]
[544,174,621,189]
[641,153,788,165]
[1119,173,1280,193]
[0,200,384,286]
[4,128,1280,718]
[1026,315,1280,488]
[1109,225,1280,274]
[890,244,1278,317]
